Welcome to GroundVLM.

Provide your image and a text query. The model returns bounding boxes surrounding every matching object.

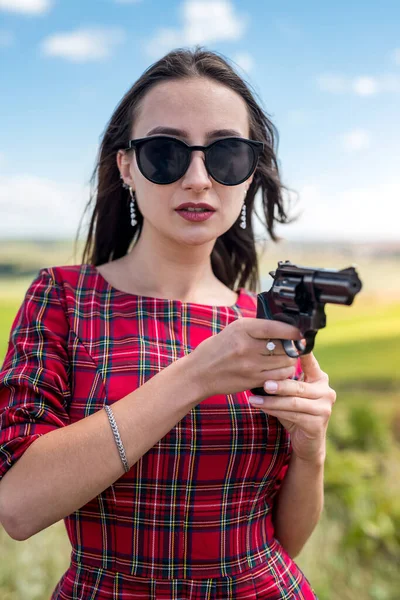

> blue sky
[1,0,399,241]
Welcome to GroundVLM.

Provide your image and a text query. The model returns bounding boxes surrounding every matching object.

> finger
[245,318,302,342]
[258,338,285,355]
[262,377,322,399]
[257,338,293,357]
[257,365,296,381]
[300,352,326,384]
[260,355,297,370]
[249,395,325,416]
[254,409,322,436]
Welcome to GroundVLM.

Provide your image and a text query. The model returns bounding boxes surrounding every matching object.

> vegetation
[0,241,399,600]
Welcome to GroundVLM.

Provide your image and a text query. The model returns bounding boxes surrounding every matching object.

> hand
[188,317,302,397]
[249,352,336,464]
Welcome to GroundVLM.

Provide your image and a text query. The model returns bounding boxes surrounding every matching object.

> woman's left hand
[249,352,336,464]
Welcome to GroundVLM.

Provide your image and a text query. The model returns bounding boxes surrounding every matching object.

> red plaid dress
[0,264,318,599]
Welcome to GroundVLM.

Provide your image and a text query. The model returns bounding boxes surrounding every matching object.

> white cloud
[232,51,254,73]
[352,76,379,96]
[341,129,371,152]
[0,175,89,238]
[317,72,400,96]
[273,178,400,242]
[40,26,126,62]
[145,0,248,58]
[0,30,14,47]
[0,171,398,242]
[0,0,52,15]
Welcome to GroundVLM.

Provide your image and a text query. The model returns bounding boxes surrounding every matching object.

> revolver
[250,260,362,397]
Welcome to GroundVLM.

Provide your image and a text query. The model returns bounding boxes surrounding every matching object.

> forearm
[272,452,325,558]
[0,353,206,541]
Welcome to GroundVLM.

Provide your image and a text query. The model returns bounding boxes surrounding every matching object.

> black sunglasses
[123,135,264,186]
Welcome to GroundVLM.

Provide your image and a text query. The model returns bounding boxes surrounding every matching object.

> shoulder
[42,263,94,287]
[34,264,102,298]
[22,264,98,313]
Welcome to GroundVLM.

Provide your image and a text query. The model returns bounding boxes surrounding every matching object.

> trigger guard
[282,339,303,358]
[282,335,316,357]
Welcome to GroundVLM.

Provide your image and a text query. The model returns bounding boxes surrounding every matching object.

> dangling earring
[240,190,247,229]
[120,176,137,227]
[129,187,138,227]
[120,176,130,190]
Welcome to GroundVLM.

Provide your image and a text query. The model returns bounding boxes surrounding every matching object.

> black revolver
[250,260,362,397]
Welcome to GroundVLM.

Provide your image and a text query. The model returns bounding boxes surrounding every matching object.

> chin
[175,230,218,246]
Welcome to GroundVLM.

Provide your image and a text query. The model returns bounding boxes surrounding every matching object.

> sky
[0,0,399,242]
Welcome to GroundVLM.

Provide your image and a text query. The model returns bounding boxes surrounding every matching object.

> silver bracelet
[104,405,130,473]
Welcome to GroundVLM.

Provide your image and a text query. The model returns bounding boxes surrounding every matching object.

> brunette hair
[77,47,297,293]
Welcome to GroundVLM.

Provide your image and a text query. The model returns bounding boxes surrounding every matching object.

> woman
[0,48,336,599]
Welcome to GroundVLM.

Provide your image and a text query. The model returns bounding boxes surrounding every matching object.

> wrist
[174,352,210,406]
[291,451,326,469]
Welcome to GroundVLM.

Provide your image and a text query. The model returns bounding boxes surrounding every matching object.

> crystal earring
[240,190,247,229]
[120,176,130,190]
[129,187,137,227]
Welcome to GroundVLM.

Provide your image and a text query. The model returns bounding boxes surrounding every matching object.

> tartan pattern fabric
[0,264,317,599]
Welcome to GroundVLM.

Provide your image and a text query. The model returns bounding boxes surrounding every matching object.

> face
[117,77,255,247]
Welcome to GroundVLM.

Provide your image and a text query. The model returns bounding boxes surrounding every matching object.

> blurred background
[0,1,399,599]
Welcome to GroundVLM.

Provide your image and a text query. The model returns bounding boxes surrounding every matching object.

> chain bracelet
[104,405,130,473]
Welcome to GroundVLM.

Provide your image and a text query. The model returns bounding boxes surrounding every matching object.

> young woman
[0,48,336,599]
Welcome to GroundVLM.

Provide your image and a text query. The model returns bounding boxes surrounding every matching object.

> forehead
[133,77,250,139]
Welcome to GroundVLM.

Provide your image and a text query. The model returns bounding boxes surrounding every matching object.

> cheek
[219,188,247,211]
[135,183,177,217]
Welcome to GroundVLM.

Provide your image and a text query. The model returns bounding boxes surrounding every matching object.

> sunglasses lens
[139,138,188,183]
[207,139,255,184]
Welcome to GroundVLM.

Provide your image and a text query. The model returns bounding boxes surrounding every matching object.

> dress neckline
[89,264,244,310]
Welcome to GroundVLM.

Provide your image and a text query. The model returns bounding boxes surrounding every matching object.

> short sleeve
[0,268,71,481]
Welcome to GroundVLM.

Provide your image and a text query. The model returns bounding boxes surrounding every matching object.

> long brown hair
[77,47,297,293]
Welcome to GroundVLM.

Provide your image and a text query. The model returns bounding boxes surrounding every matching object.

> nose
[181,150,212,192]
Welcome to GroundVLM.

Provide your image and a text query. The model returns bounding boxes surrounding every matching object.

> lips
[176,203,215,211]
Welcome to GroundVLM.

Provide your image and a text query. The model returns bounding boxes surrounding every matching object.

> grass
[1,255,400,599]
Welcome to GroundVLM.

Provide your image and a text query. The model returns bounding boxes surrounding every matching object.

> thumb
[299,352,323,383]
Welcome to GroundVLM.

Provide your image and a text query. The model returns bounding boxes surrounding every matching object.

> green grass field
[1,248,399,600]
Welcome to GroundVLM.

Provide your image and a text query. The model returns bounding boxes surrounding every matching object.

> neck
[123,226,221,301]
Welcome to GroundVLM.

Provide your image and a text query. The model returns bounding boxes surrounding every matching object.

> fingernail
[248,396,264,405]
[264,381,278,392]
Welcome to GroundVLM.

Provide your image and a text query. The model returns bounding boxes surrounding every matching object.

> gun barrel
[313,273,362,305]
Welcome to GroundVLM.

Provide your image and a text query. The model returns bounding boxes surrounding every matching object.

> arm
[272,453,324,558]
[248,352,335,558]
[0,352,206,541]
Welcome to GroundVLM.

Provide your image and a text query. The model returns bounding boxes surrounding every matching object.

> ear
[117,150,135,188]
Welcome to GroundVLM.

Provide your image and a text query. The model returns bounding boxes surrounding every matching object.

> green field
[1,245,400,600]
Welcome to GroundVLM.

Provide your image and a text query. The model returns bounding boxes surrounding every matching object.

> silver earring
[129,187,138,227]
[120,176,130,190]
[240,190,247,229]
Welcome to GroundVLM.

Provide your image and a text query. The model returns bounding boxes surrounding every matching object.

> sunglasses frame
[123,135,264,186]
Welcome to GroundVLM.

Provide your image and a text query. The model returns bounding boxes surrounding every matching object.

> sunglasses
[123,136,264,186]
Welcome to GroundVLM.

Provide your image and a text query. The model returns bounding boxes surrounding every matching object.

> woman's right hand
[188,317,303,397]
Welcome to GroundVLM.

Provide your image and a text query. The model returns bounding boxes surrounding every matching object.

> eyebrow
[145,126,243,139]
